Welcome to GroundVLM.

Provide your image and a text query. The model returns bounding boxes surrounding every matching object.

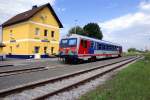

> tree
[128,48,137,52]
[83,23,103,40]
[68,26,84,35]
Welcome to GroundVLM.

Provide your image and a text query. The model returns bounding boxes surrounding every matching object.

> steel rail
[0,56,139,98]
[34,56,140,100]
[0,67,47,77]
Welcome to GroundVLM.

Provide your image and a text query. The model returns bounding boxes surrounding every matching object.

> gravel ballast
[47,58,139,100]
[3,58,137,100]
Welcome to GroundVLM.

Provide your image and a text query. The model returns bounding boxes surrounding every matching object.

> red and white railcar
[59,34,122,63]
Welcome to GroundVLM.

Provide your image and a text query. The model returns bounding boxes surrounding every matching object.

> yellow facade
[0,48,2,54]
[2,6,61,58]
[0,44,5,56]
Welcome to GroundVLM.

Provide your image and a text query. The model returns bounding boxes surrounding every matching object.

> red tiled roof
[2,3,63,28]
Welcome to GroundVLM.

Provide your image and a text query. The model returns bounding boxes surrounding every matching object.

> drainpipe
[0,25,2,43]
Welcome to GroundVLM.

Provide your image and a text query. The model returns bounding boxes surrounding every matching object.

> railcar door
[89,41,95,54]
[119,47,122,56]
[78,39,90,55]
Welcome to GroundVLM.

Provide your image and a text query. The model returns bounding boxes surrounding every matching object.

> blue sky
[0,0,150,51]
[55,0,140,25]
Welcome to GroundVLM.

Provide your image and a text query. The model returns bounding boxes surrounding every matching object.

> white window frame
[35,28,40,35]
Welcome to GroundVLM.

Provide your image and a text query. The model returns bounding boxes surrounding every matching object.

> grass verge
[80,55,150,100]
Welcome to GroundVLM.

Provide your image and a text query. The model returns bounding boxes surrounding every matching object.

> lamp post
[74,19,78,34]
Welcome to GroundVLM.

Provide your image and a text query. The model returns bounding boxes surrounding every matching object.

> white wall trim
[50,41,59,44]
[3,39,59,44]
[29,21,59,29]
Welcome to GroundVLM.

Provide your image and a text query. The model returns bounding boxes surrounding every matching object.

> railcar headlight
[68,49,77,55]
[73,51,77,55]
[59,51,65,55]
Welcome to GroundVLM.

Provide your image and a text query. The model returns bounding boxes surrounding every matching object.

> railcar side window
[115,46,117,50]
[98,44,102,50]
[113,46,115,50]
[112,46,114,50]
[90,41,94,48]
[106,45,109,50]
[96,42,99,50]
[108,45,111,50]
[102,44,105,50]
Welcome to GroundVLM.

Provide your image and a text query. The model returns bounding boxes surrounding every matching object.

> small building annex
[2,3,63,59]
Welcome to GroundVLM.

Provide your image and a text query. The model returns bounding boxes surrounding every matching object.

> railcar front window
[68,39,77,46]
[61,39,68,47]
[60,38,77,47]
[62,39,68,44]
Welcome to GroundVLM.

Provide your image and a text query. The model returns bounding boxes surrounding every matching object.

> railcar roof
[61,34,121,47]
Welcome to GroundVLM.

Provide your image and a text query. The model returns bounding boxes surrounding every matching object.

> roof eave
[2,3,63,28]
[47,3,63,28]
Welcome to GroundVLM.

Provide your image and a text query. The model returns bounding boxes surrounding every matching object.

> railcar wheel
[90,56,96,62]
[72,58,78,64]
[92,56,96,62]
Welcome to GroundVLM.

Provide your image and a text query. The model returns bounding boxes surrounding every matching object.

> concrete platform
[0,58,60,73]
[0,64,13,67]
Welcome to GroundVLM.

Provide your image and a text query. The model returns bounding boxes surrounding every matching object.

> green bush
[144,52,150,61]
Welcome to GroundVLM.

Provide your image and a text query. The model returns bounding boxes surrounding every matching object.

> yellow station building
[2,3,63,59]
[0,43,5,60]
[0,43,5,54]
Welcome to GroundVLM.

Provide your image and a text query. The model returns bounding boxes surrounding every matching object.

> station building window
[35,28,40,35]
[44,47,47,54]
[44,29,48,36]
[51,31,54,38]
[9,30,13,38]
[9,46,12,55]
[51,47,54,54]
[34,46,40,53]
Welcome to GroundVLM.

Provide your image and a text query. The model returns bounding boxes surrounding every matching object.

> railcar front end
[59,37,79,63]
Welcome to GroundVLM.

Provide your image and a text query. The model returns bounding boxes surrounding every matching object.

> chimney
[32,5,37,9]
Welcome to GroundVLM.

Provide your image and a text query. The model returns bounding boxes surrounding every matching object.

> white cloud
[0,0,56,24]
[139,1,150,10]
[101,12,146,33]
[100,1,150,51]
[57,7,66,13]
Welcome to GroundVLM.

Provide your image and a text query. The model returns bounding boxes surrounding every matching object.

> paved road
[0,57,132,91]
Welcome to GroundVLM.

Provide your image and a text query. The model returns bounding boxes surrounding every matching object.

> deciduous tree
[83,23,103,40]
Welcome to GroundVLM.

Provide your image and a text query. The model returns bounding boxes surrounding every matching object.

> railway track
[0,67,47,77]
[0,56,141,100]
